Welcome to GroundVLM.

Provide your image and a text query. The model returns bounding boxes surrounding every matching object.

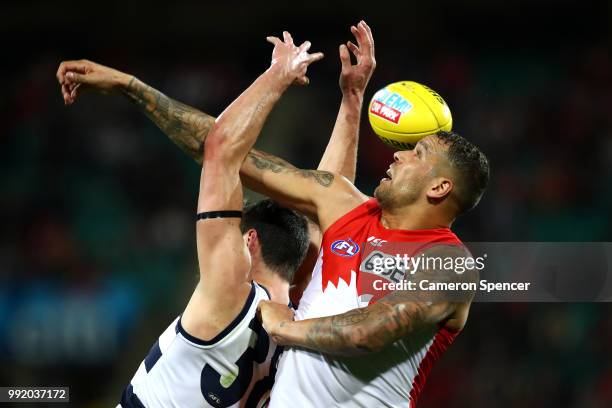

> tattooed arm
[259,244,478,356]
[240,148,368,228]
[57,60,368,227]
[57,60,213,164]
[122,77,213,164]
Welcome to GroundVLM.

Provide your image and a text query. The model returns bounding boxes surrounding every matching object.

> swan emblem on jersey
[331,238,360,257]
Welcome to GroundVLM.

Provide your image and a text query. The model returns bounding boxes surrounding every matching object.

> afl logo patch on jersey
[207,392,222,406]
[331,238,360,257]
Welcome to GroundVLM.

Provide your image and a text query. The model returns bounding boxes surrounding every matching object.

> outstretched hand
[339,20,376,96]
[266,31,324,86]
[56,59,130,105]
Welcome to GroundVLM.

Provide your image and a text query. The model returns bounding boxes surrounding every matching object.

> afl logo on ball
[331,239,360,257]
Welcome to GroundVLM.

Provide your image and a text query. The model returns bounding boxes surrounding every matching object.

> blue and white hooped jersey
[118,282,281,408]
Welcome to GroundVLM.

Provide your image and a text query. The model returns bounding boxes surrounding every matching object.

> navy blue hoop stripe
[119,384,145,408]
[143,340,162,373]
[196,210,242,220]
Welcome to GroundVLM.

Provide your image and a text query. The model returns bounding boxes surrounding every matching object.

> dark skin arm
[121,77,213,164]
[317,20,375,182]
[57,65,366,225]
[56,20,376,181]
[57,60,213,164]
[259,245,478,356]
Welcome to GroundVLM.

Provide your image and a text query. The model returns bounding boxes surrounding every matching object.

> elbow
[204,125,228,152]
[203,126,237,163]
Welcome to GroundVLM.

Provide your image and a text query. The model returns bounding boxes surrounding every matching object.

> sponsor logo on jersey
[331,238,360,257]
[358,250,407,304]
[370,89,413,124]
[367,236,388,247]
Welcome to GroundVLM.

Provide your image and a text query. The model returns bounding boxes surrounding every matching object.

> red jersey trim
[409,327,459,408]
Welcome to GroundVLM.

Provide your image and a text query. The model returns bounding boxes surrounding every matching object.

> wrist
[265,64,293,90]
[272,319,298,346]
[341,88,365,100]
[340,92,364,117]
[115,72,134,90]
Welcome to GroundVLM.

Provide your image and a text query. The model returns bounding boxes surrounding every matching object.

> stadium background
[1,0,611,406]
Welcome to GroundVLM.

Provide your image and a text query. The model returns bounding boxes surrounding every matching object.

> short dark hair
[436,130,490,214]
[240,199,309,282]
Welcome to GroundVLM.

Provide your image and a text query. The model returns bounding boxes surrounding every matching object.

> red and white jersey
[270,199,461,408]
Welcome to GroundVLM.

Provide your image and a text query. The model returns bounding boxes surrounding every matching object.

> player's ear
[427,177,453,200]
[244,228,258,250]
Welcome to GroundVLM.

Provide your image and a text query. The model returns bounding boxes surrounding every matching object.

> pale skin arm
[185,33,324,337]
[58,34,327,340]
[259,245,478,356]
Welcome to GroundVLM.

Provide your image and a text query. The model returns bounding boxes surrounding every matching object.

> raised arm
[259,245,478,356]
[182,33,323,338]
[318,21,376,182]
[195,33,322,286]
[57,22,374,229]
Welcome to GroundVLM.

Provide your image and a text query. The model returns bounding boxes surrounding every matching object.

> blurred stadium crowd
[1,1,610,406]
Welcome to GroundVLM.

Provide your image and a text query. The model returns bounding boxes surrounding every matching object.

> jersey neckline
[370,199,455,237]
[177,282,256,346]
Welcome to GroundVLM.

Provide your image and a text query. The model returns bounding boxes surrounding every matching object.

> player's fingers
[61,84,71,104]
[298,40,311,53]
[361,20,373,38]
[256,301,267,321]
[57,61,89,83]
[361,20,374,46]
[283,31,293,45]
[65,71,88,84]
[57,63,66,84]
[57,61,75,83]
[360,20,375,57]
[357,21,373,53]
[339,44,351,70]
[63,82,78,104]
[295,75,310,86]
[70,83,81,99]
[266,36,282,46]
[350,24,366,48]
[305,52,324,64]
[347,41,360,59]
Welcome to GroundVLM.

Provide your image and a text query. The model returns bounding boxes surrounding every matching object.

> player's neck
[252,267,290,305]
[380,204,451,230]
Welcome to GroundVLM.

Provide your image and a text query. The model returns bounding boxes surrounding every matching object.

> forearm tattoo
[123,77,215,164]
[299,246,478,356]
[301,302,419,355]
[247,150,335,187]
[332,308,371,327]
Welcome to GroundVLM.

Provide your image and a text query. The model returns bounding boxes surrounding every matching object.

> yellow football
[368,81,452,149]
